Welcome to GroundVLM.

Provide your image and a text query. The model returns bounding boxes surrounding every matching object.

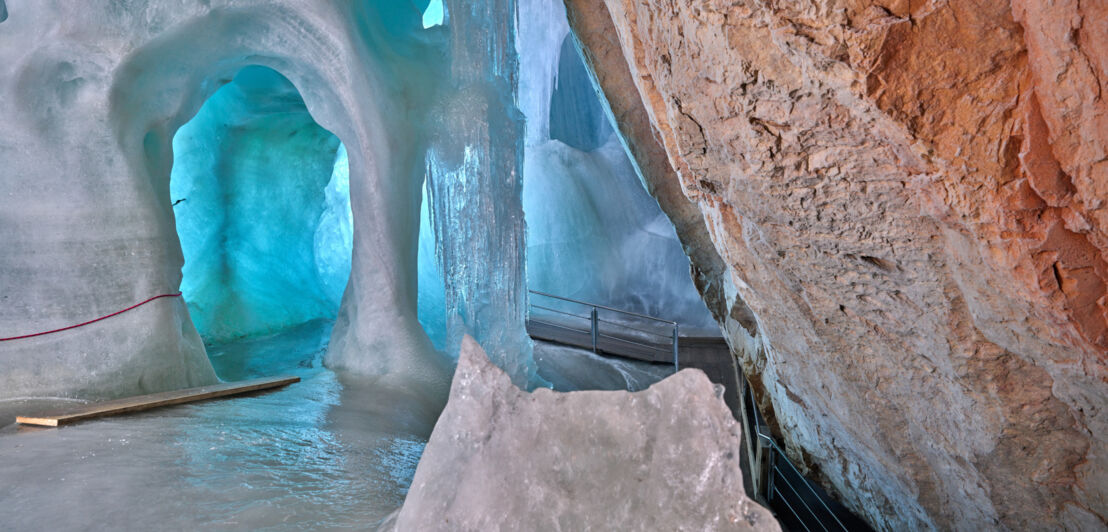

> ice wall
[0,0,597,402]
[315,145,354,308]
[548,37,612,152]
[517,0,717,333]
[170,66,348,343]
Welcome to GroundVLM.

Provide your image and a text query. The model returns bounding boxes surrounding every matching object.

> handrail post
[672,323,679,371]
[590,306,599,352]
[765,444,777,504]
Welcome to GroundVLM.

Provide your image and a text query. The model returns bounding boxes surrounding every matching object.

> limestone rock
[564,0,1108,529]
[388,335,778,531]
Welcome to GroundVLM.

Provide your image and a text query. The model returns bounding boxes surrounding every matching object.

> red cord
[0,292,183,342]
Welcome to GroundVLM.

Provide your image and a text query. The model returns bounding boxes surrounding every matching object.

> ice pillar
[425,0,536,387]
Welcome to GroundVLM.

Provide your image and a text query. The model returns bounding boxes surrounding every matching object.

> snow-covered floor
[0,320,671,531]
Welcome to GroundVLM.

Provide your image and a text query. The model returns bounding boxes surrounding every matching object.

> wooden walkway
[16,376,299,427]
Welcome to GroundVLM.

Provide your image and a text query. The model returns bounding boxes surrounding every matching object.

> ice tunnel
[170,66,352,344]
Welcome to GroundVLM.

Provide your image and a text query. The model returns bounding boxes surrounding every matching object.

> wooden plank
[15,375,300,427]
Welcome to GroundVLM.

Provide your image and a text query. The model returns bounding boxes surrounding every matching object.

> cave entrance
[169,65,352,375]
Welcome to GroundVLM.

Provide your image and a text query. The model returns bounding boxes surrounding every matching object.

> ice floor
[0,320,671,531]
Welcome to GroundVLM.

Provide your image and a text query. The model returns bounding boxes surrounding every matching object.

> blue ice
[523,34,718,333]
[170,66,351,342]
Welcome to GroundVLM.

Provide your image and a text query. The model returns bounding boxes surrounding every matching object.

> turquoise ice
[170,66,350,343]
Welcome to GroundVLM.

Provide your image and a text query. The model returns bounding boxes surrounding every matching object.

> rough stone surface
[387,335,779,531]
[565,0,1108,530]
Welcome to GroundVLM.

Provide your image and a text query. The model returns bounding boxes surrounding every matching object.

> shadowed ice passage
[170,66,352,344]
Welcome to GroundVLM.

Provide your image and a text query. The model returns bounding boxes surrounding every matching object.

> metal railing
[526,290,680,371]
[741,374,869,532]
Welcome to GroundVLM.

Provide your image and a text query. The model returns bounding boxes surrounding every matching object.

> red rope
[0,292,183,342]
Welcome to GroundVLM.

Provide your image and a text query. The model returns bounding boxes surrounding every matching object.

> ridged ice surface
[423,0,536,386]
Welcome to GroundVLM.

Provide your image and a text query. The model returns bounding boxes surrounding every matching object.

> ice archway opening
[109,5,452,408]
[170,65,353,346]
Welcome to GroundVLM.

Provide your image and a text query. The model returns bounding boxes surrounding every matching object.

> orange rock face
[565,0,1107,529]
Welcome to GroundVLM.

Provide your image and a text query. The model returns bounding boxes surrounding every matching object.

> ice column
[425,0,537,387]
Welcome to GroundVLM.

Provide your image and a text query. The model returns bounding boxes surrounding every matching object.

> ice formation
[315,145,355,309]
[170,66,349,342]
[517,0,718,333]
[422,0,538,387]
[0,0,712,403]
[0,1,456,402]
[417,181,448,351]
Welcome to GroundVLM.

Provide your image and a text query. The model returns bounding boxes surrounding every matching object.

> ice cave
[2,0,1107,531]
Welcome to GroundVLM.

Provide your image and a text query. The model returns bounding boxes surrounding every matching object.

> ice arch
[0,3,451,403]
[170,66,351,343]
[114,6,451,402]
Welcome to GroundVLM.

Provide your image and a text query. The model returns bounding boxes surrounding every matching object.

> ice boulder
[385,335,779,531]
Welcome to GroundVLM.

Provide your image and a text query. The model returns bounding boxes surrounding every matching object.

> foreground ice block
[385,335,780,531]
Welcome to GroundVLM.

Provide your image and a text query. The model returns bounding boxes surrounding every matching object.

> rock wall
[565,0,1107,530]
[386,335,779,531]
